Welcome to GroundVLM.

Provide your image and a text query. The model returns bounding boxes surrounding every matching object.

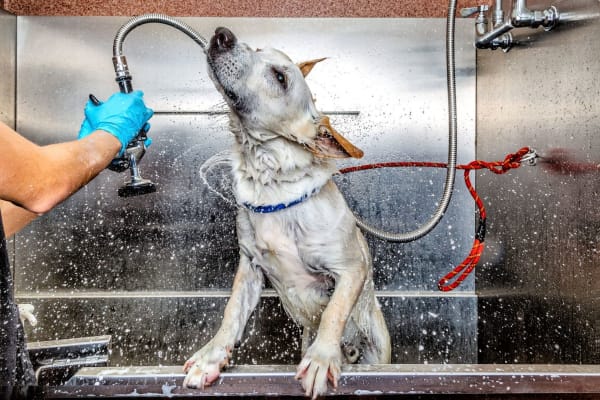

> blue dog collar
[242,187,320,214]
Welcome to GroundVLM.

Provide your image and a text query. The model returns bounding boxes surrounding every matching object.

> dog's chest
[246,209,334,324]
[250,211,325,282]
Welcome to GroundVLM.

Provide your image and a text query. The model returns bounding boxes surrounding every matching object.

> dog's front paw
[295,341,342,399]
[182,341,233,389]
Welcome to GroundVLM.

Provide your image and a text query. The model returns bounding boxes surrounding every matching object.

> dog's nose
[213,27,236,50]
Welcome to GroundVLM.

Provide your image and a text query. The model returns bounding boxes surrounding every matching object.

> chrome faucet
[511,0,559,29]
[462,0,560,51]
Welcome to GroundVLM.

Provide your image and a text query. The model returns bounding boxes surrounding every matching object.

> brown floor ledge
[40,364,600,399]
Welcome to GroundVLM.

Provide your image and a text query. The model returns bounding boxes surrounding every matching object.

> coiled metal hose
[355,0,458,242]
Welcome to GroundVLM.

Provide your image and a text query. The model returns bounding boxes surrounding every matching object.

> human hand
[78,91,154,155]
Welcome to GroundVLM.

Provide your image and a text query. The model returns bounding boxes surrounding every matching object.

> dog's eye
[272,68,288,90]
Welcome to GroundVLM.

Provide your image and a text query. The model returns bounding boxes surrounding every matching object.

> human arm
[0,91,153,219]
[0,200,38,238]
[0,123,124,215]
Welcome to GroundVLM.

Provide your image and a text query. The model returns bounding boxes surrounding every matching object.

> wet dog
[183,27,391,398]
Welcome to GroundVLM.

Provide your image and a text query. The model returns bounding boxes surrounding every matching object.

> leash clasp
[519,148,538,166]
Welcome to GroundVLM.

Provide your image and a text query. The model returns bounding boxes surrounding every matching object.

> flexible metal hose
[113,13,208,56]
[112,14,208,94]
[355,0,458,242]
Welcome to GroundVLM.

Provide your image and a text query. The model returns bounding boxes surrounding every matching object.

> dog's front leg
[183,253,264,389]
[295,255,367,398]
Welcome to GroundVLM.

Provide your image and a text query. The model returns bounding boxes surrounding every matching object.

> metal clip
[520,148,538,166]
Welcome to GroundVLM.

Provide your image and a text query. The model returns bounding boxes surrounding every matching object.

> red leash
[339,147,536,291]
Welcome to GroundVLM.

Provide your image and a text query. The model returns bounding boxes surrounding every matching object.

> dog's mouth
[307,116,364,159]
[207,60,248,114]
[222,88,244,110]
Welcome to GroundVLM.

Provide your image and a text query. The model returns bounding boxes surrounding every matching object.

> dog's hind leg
[350,234,392,364]
[359,302,391,364]
[183,250,265,389]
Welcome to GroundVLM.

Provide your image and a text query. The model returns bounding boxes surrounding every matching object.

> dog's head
[207,27,363,159]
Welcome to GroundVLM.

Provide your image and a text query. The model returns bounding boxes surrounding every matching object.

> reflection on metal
[15,295,477,367]
[28,335,111,385]
[63,364,600,396]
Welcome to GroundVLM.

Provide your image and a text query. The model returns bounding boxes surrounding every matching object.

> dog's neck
[229,116,336,210]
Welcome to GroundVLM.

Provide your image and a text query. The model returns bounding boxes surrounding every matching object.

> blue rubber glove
[78,91,154,156]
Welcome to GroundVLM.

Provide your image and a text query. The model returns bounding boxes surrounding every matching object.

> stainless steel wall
[0,9,16,268]
[476,0,600,364]
[0,9,16,128]
[12,17,477,367]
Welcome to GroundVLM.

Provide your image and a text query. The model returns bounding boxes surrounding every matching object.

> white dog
[183,27,391,398]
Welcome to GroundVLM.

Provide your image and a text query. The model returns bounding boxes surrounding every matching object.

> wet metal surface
[14,17,477,367]
[28,336,111,385]
[475,0,600,365]
[14,17,476,292]
[15,294,477,366]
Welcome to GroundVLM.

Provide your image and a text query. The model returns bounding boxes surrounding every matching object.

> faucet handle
[460,5,489,17]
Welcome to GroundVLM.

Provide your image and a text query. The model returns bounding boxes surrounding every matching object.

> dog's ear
[297,58,327,77]
[308,116,364,159]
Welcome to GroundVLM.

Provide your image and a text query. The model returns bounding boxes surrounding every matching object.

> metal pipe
[493,0,504,27]
[512,0,529,25]
[511,0,559,30]
[356,0,458,242]
[470,0,560,51]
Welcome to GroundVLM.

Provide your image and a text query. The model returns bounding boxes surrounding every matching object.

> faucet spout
[475,20,513,50]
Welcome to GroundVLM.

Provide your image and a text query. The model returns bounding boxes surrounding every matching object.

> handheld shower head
[106,14,208,198]
[89,93,157,197]
[107,121,157,197]
[115,129,156,198]
[117,154,157,197]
